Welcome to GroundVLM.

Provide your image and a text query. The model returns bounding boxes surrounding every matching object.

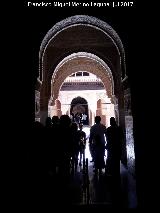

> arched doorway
[70,96,89,125]
[36,15,135,174]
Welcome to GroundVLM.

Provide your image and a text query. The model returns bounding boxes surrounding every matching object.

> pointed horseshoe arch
[39,15,126,82]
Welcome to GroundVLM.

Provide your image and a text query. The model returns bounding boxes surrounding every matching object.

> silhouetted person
[106,117,123,206]
[29,121,44,172]
[70,122,79,172]
[28,121,45,199]
[51,116,60,174]
[52,116,59,126]
[32,121,44,129]
[70,113,74,122]
[77,123,86,166]
[82,113,87,125]
[45,117,52,128]
[44,117,53,178]
[89,116,107,175]
[75,113,81,125]
[59,115,72,181]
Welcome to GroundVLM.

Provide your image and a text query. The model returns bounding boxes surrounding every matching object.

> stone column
[40,83,49,125]
[35,90,40,122]
[92,112,95,126]
[56,100,62,117]
[35,78,42,122]
[89,109,92,126]
[118,87,127,166]
[96,99,102,117]
[124,88,135,175]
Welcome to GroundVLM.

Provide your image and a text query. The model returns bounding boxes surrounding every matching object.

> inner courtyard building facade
[49,71,115,127]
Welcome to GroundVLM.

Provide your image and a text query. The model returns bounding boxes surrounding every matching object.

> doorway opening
[70,96,89,125]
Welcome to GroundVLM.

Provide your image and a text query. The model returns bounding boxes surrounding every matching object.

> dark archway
[38,15,125,126]
[70,96,89,125]
[39,15,126,82]
[37,14,135,177]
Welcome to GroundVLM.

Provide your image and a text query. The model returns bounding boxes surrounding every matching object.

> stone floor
[50,126,137,208]
[27,126,137,208]
[82,126,137,207]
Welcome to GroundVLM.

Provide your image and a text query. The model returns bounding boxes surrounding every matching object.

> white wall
[49,89,115,126]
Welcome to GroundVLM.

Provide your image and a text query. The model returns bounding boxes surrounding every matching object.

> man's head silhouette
[95,116,101,124]
[110,117,117,126]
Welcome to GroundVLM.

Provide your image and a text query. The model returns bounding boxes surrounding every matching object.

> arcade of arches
[48,54,115,127]
[35,15,135,181]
